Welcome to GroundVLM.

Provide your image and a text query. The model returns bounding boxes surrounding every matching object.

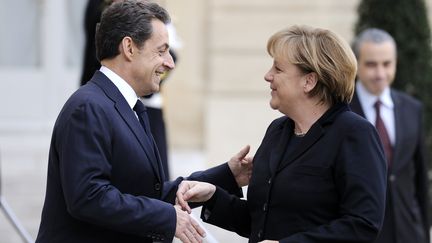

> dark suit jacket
[80,0,176,178]
[350,89,430,243]
[201,103,387,243]
[36,71,241,243]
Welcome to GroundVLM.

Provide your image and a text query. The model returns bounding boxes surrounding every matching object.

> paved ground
[0,145,247,243]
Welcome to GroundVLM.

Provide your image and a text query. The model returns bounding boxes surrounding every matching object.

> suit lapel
[151,135,166,181]
[268,121,291,176]
[350,92,366,117]
[276,124,324,172]
[91,71,162,181]
[351,90,400,172]
[390,91,402,172]
[275,103,347,173]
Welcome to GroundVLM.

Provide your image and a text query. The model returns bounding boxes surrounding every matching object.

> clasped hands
[173,145,253,243]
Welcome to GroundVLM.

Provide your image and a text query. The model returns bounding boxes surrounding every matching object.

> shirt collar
[356,81,394,109]
[100,66,139,109]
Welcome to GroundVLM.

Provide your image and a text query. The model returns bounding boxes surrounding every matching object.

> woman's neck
[291,101,331,136]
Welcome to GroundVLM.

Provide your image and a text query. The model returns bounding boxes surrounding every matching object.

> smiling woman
[264,25,357,133]
[175,25,388,243]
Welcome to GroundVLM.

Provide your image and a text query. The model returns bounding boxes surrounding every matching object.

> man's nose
[375,65,386,79]
[164,53,175,70]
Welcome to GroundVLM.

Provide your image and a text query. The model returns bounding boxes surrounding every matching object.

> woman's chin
[269,100,278,110]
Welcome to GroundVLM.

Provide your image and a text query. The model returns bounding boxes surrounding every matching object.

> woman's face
[264,57,306,114]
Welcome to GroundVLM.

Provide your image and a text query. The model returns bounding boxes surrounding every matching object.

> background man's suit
[36,71,241,243]
[80,0,103,86]
[350,89,429,243]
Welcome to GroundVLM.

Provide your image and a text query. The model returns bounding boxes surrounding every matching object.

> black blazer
[351,89,430,243]
[202,103,387,242]
[36,71,241,243]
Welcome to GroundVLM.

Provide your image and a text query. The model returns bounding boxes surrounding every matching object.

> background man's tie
[374,100,393,166]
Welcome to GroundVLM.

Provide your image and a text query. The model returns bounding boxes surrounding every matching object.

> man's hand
[176,180,216,213]
[228,145,253,187]
[174,205,205,243]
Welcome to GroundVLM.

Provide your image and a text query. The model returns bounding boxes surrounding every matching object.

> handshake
[173,145,253,243]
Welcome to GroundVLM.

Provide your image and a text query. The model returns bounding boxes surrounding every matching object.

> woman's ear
[304,72,318,92]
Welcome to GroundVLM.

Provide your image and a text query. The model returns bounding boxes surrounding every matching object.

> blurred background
[1,0,432,242]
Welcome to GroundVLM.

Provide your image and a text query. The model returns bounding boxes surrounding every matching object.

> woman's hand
[176,180,216,213]
[228,145,254,187]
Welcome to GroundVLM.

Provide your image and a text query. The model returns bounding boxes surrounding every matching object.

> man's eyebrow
[157,43,170,50]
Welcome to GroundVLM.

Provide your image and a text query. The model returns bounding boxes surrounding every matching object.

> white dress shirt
[100,66,142,121]
[356,81,396,145]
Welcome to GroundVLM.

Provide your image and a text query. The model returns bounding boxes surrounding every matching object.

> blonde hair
[267,25,357,105]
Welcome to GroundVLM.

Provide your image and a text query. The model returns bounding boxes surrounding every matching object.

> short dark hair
[352,28,396,59]
[95,0,170,61]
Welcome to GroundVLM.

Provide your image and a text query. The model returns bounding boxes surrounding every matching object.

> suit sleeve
[161,162,244,209]
[57,102,176,241]
[200,187,251,237]
[279,123,387,243]
[414,105,430,240]
[188,163,243,196]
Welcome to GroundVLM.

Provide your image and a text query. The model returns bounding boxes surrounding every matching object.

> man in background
[350,28,429,243]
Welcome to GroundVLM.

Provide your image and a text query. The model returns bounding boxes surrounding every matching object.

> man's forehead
[144,20,169,46]
[360,42,396,58]
[360,41,396,51]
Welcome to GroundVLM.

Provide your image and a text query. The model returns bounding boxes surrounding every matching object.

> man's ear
[304,72,318,92]
[120,36,134,61]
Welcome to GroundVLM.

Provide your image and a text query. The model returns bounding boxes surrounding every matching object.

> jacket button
[154,183,161,191]
[389,174,396,182]
[258,230,263,239]
[267,178,272,184]
[263,203,268,212]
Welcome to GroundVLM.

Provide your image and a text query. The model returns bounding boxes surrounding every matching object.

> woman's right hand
[176,180,216,213]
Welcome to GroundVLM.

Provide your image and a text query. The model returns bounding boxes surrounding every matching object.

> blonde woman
[177,25,387,243]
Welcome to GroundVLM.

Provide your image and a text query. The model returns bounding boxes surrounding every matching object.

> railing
[0,150,34,243]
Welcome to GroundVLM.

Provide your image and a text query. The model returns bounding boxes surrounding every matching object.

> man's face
[131,19,175,97]
[357,41,396,96]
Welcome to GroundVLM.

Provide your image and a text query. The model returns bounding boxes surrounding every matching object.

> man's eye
[364,62,376,68]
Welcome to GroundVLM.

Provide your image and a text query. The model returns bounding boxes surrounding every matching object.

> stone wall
[165,0,432,163]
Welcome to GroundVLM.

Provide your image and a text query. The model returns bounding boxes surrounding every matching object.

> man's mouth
[155,70,164,76]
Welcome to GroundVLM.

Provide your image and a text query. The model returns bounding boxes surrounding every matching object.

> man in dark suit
[35,1,251,242]
[81,0,173,179]
[350,28,430,243]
